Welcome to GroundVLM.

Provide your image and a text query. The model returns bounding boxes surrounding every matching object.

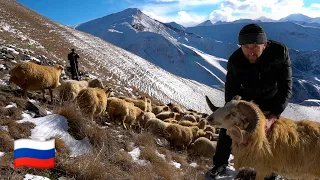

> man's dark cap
[238,24,267,45]
[71,48,75,51]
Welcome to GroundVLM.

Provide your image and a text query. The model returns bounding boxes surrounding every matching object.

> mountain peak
[280,13,312,22]
[196,20,213,27]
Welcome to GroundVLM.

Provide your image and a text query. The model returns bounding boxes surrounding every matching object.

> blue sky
[17,0,320,27]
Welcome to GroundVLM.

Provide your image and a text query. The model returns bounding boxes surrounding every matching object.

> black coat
[225,40,292,117]
[68,52,80,67]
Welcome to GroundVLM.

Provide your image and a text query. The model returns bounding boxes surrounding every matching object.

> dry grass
[54,136,70,155]
[55,104,87,140]
[0,130,13,152]
[7,121,35,139]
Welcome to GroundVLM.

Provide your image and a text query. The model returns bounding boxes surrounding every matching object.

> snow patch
[155,150,166,160]
[128,147,150,166]
[17,114,92,157]
[0,126,8,132]
[108,29,123,34]
[0,152,5,157]
[0,64,6,70]
[190,162,198,167]
[170,160,181,168]
[5,102,17,108]
[24,174,50,180]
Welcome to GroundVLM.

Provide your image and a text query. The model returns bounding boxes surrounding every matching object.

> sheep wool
[9,62,64,102]
[76,87,112,121]
[189,137,217,158]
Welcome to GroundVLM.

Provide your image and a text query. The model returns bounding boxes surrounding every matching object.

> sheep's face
[206,100,249,130]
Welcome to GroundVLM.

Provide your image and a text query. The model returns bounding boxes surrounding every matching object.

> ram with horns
[205,95,320,180]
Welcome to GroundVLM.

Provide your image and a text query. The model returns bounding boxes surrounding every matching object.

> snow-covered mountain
[196,20,214,27]
[187,22,320,51]
[208,14,320,28]
[164,22,186,31]
[279,13,320,24]
[75,8,320,105]
[76,8,239,87]
[255,16,276,22]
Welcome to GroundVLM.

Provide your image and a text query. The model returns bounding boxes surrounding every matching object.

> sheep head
[206,95,259,144]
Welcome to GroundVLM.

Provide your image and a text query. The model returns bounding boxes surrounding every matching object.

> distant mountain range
[197,13,320,27]
[75,8,320,105]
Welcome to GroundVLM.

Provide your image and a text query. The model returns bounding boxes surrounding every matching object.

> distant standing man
[68,48,80,80]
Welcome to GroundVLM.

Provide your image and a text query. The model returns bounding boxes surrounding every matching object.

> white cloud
[208,0,320,23]
[310,3,320,8]
[148,0,223,6]
[142,9,207,27]
[138,0,320,27]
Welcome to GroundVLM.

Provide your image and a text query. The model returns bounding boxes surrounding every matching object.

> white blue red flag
[14,139,55,169]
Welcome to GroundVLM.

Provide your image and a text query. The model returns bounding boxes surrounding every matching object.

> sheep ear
[237,102,259,133]
[228,126,244,143]
[232,95,242,101]
[205,95,219,112]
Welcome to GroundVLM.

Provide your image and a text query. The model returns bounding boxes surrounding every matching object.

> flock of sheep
[8,61,218,158]
[10,61,320,179]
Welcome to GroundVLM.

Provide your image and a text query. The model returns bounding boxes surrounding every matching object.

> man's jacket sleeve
[225,59,241,103]
[270,47,293,117]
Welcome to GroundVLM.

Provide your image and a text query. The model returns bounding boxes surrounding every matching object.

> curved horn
[237,101,259,133]
[205,95,219,112]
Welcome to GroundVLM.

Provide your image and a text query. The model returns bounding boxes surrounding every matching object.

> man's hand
[265,113,278,133]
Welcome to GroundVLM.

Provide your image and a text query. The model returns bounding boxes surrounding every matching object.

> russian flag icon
[14,139,55,169]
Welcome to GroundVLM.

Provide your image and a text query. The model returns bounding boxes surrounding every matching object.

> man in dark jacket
[68,48,80,80]
[206,23,292,179]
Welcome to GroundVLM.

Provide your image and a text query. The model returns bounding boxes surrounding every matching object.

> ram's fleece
[206,95,320,180]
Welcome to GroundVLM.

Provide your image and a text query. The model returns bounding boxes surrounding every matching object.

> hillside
[75,8,239,87]
[1,1,320,180]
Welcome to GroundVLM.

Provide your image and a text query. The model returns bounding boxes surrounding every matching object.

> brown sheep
[119,96,151,112]
[204,125,216,134]
[107,98,144,131]
[198,118,207,129]
[164,124,199,150]
[181,114,197,123]
[156,111,175,120]
[167,103,183,114]
[59,78,103,102]
[139,112,156,128]
[189,137,217,158]
[152,105,170,115]
[9,62,64,102]
[179,120,198,127]
[145,118,170,136]
[76,87,112,121]
[206,95,320,180]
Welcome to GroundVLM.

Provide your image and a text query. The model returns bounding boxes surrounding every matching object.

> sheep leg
[255,172,267,180]
[49,89,53,103]
[22,88,28,99]
[41,89,47,102]
[119,116,127,129]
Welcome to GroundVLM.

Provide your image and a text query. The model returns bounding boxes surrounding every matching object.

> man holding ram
[206,23,292,179]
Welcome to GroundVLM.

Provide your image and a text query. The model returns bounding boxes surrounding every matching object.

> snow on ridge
[182,43,227,75]
[108,29,123,34]
[56,24,225,114]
